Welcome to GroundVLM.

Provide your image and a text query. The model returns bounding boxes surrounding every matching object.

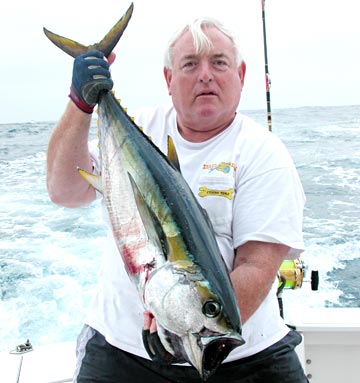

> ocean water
[1,105,359,352]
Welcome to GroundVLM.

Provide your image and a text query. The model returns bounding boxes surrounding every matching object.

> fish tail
[43,2,134,58]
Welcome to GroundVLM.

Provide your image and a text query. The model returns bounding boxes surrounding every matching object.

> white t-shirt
[86,104,305,361]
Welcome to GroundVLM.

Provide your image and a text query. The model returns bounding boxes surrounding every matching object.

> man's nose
[198,61,213,83]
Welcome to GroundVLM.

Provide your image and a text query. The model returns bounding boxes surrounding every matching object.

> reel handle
[311,270,319,291]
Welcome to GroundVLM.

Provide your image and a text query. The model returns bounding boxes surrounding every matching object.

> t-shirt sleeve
[232,134,306,259]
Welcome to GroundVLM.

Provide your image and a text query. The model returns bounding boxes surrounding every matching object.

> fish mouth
[201,336,244,380]
[180,329,245,381]
[159,326,244,380]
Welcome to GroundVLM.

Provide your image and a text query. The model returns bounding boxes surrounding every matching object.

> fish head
[144,261,245,380]
[159,326,244,381]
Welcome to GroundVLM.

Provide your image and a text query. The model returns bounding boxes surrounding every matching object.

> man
[47,16,307,383]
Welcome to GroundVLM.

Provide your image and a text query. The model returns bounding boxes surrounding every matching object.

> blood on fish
[120,240,149,275]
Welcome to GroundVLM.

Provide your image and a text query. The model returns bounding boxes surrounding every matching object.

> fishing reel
[277,259,319,318]
[278,259,319,291]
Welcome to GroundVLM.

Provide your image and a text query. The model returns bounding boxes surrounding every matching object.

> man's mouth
[196,91,217,97]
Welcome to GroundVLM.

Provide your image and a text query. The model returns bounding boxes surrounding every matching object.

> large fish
[44,3,244,380]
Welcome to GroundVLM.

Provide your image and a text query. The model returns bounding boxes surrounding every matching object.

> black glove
[69,50,114,114]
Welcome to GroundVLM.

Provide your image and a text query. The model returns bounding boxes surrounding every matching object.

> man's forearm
[230,241,288,324]
[47,101,96,207]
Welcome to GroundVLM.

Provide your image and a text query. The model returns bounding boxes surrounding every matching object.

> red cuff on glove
[69,84,94,114]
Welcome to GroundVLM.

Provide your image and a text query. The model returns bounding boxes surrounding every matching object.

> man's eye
[183,61,195,68]
[212,60,229,71]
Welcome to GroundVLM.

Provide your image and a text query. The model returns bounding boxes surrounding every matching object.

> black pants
[74,326,308,382]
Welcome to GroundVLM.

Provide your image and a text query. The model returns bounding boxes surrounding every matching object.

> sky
[0,0,359,123]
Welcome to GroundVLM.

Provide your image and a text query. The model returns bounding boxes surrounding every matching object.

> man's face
[164,26,246,142]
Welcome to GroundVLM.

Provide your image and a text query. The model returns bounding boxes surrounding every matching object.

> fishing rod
[260,3,320,320]
[261,0,272,132]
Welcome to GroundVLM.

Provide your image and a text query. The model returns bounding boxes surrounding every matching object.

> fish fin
[167,136,181,172]
[128,173,168,258]
[142,329,183,365]
[43,3,134,58]
[201,206,219,234]
[77,168,103,193]
[42,29,88,58]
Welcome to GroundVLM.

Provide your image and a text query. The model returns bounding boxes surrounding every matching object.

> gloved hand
[69,50,114,114]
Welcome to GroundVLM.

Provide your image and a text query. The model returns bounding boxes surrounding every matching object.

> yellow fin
[77,168,103,193]
[167,136,180,172]
[128,172,167,257]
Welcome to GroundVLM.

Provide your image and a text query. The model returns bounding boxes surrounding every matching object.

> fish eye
[202,300,222,318]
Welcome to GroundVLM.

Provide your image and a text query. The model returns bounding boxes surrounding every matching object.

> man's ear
[164,67,172,95]
[239,61,246,87]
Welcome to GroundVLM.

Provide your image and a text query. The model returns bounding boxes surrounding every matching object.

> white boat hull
[291,308,360,383]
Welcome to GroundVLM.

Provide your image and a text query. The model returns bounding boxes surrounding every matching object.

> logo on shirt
[202,162,237,174]
[198,186,234,200]
[198,162,236,200]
